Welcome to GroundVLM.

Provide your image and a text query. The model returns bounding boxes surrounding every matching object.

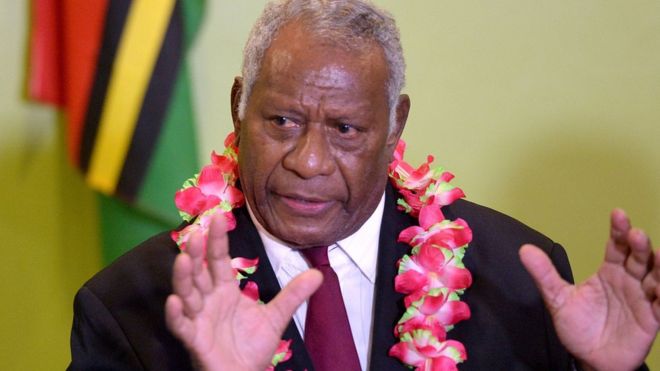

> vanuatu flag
[27,0,204,262]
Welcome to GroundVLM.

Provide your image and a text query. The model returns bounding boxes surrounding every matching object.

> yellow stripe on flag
[86,0,176,194]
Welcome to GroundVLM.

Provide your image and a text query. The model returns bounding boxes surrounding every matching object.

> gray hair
[238,0,406,129]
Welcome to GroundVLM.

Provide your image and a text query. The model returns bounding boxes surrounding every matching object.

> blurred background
[1,1,658,369]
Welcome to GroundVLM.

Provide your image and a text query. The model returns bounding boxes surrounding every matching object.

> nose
[282,124,336,179]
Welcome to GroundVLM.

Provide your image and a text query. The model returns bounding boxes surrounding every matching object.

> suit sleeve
[549,242,574,284]
[68,286,144,370]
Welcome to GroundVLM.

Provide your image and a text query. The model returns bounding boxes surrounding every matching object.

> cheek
[238,128,289,194]
[238,134,269,193]
[339,146,391,198]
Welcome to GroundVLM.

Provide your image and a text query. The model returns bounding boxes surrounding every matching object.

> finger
[266,269,323,332]
[642,248,660,301]
[604,209,632,264]
[519,244,571,312]
[623,228,653,280]
[185,226,205,271]
[165,294,196,344]
[172,253,193,297]
[172,251,203,316]
[610,208,632,242]
[186,230,207,277]
[653,283,660,323]
[206,214,235,285]
[188,232,213,295]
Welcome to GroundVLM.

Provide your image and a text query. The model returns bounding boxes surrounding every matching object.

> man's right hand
[165,214,323,371]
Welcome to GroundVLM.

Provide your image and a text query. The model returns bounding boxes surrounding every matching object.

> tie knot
[301,246,330,268]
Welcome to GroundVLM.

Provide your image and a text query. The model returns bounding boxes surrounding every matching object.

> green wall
[1,1,657,369]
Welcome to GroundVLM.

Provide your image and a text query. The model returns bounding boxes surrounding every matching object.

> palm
[521,209,659,371]
[549,262,658,369]
[165,215,322,371]
[180,281,281,369]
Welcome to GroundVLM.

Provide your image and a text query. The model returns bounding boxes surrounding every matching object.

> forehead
[254,22,389,104]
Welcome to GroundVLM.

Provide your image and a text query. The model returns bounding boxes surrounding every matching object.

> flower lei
[172,133,473,371]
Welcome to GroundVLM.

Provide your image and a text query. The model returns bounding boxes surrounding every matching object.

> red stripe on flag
[62,0,109,166]
[28,0,63,105]
[28,0,109,166]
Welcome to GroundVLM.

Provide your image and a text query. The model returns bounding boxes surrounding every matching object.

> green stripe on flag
[99,194,171,264]
[136,63,199,225]
[181,0,205,48]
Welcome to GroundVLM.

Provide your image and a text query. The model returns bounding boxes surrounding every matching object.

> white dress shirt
[247,194,385,371]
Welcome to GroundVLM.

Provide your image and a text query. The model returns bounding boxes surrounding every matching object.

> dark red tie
[301,246,361,371]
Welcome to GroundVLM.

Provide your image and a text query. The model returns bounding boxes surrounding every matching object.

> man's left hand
[520,208,659,371]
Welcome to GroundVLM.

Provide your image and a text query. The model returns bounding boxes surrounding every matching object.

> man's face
[233,22,407,247]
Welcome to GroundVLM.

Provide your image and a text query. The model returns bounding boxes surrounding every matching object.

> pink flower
[170,210,237,250]
[389,324,467,370]
[211,132,240,182]
[174,135,243,220]
[210,150,239,183]
[392,139,406,162]
[419,295,470,326]
[396,189,426,217]
[399,293,471,330]
[232,256,259,281]
[389,140,442,195]
[396,180,465,218]
[223,131,238,155]
[424,176,466,208]
[174,185,221,217]
[390,154,439,192]
[231,256,258,274]
[174,163,244,217]
[170,215,211,251]
[241,281,260,301]
[399,207,472,251]
[388,141,466,219]
[395,313,447,339]
[395,244,472,295]
[266,339,293,371]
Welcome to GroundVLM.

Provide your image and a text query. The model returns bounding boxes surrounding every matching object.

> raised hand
[520,209,659,371]
[165,215,322,371]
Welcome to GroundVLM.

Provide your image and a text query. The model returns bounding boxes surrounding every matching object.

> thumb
[265,269,323,331]
[519,244,571,312]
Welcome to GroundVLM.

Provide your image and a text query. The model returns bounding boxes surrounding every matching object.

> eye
[337,123,356,135]
[272,116,296,128]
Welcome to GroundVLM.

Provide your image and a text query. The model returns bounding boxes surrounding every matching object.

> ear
[230,76,243,136]
[386,94,410,148]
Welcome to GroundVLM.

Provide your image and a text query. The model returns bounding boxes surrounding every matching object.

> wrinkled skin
[231,22,408,248]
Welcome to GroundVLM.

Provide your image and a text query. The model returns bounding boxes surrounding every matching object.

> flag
[27,0,204,262]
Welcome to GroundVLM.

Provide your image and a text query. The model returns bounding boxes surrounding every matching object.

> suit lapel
[228,206,315,371]
[368,184,416,371]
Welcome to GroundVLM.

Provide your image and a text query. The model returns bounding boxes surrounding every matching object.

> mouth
[274,192,335,216]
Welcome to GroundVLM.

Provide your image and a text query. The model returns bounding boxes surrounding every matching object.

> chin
[272,224,342,248]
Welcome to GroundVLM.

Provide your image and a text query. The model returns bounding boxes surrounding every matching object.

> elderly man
[69,1,659,370]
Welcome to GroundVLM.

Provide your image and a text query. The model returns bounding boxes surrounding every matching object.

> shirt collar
[334,194,384,283]
[247,193,385,284]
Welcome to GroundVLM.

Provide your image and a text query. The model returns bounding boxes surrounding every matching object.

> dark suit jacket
[69,184,578,370]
